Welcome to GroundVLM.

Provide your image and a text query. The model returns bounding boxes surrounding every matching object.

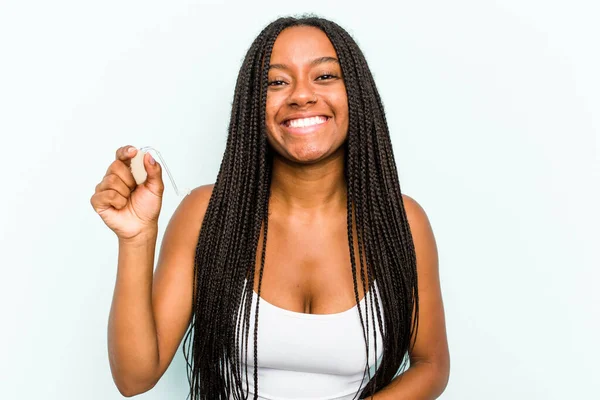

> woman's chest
[252,215,369,315]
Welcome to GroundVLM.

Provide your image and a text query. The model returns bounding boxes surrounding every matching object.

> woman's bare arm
[371,194,450,399]
[107,184,213,396]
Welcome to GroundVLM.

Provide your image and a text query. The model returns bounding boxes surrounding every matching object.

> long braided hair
[182,15,418,399]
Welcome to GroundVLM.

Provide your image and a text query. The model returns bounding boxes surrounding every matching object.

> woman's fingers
[116,145,137,164]
[104,157,137,190]
[90,189,128,212]
[95,173,132,199]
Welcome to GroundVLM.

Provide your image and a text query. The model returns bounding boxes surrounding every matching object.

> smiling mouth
[283,116,329,128]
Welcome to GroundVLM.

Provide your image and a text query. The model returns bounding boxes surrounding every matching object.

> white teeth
[288,116,327,128]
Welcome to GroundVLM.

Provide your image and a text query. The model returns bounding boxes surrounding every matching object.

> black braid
[182,15,418,399]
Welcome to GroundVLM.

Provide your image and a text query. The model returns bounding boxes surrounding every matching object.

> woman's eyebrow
[268,56,340,71]
[310,56,339,66]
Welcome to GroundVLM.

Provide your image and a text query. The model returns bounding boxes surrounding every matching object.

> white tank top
[233,282,385,400]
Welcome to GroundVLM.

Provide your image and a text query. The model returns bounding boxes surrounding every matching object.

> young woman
[90,16,449,400]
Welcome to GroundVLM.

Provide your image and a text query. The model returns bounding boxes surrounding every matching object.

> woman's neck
[269,147,347,214]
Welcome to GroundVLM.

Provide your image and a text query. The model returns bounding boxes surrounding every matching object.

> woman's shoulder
[400,192,438,269]
[167,183,215,234]
[186,183,215,211]
[182,183,214,207]
[401,193,437,251]
[401,193,429,223]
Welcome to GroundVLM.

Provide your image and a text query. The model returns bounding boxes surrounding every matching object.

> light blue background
[1,0,598,399]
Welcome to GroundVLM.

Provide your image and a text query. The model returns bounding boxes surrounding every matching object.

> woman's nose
[286,80,317,107]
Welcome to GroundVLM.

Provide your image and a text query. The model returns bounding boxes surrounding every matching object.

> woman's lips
[281,116,330,135]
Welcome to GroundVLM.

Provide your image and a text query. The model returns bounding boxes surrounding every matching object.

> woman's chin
[266,130,347,165]
[278,144,341,165]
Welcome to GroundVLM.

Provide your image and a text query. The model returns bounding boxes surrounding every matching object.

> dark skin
[105,26,449,397]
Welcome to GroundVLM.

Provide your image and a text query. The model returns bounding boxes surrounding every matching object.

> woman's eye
[316,74,338,81]
[268,80,286,86]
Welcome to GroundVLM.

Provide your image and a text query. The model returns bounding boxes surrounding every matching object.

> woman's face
[265,26,349,164]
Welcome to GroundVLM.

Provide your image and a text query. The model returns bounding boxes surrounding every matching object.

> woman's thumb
[143,152,164,194]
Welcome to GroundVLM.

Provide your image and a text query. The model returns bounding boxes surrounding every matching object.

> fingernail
[128,147,135,154]
[149,154,156,165]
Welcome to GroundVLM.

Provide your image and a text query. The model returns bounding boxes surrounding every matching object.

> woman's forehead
[270,26,337,64]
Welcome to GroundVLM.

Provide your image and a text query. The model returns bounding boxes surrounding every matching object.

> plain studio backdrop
[1,0,598,399]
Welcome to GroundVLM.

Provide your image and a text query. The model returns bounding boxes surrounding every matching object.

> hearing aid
[129,146,191,196]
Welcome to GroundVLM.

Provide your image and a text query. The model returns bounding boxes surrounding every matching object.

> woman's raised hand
[90,145,165,241]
